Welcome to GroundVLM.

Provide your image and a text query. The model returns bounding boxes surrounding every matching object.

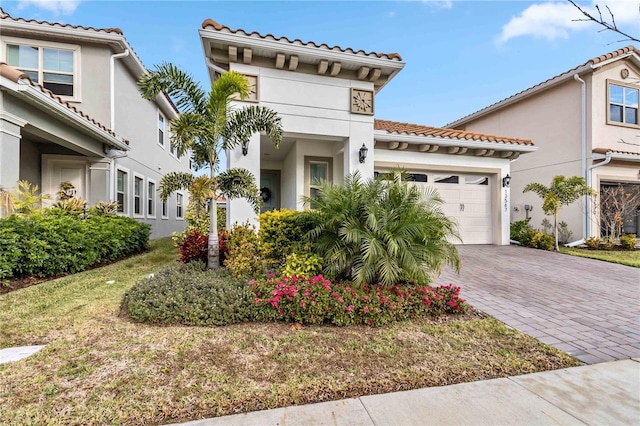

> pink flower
[253,297,260,303]
[346,305,354,312]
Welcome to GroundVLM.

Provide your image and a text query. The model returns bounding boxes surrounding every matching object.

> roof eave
[593,152,640,162]
[374,130,537,153]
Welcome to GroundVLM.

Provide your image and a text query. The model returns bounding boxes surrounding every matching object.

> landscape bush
[251,274,468,326]
[620,234,637,250]
[177,229,208,264]
[281,252,323,278]
[0,211,150,280]
[121,262,256,326]
[224,223,264,279]
[530,232,555,251]
[259,209,316,267]
[601,235,616,251]
[585,236,601,249]
[510,218,532,242]
[305,172,459,285]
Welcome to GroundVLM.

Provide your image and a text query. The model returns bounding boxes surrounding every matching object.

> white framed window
[158,112,165,147]
[176,193,184,219]
[3,38,80,100]
[116,167,129,215]
[161,200,168,219]
[133,174,144,217]
[608,81,638,126]
[147,178,156,218]
[304,157,332,209]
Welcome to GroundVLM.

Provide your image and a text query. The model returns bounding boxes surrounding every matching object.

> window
[133,175,143,216]
[434,175,459,184]
[176,193,183,218]
[147,180,156,218]
[609,83,638,126]
[407,173,428,183]
[161,200,168,219]
[309,161,328,201]
[116,169,128,213]
[6,43,76,97]
[169,142,176,156]
[158,113,165,147]
[465,176,489,185]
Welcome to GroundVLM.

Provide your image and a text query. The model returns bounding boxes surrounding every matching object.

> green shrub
[259,209,315,267]
[251,275,468,327]
[0,211,150,280]
[121,262,256,326]
[224,223,263,279]
[282,252,323,278]
[305,172,459,285]
[601,235,615,251]
[557,221,574,245]
[620,234,637,250]
[510,218,532,242]
[585,236,601,249]
[530,232,554,251]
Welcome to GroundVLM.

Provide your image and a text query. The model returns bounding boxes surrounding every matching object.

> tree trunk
[208,168,220,269]
[554,212,559,252]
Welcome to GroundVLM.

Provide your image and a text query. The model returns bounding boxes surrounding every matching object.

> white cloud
[422,0,453,10]
[498,0,638,44]
[17,0,81,15]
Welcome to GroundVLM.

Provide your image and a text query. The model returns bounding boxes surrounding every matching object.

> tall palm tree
[524,175,595,251]
[139,64,283,268]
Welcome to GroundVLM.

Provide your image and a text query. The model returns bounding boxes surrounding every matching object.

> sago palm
[304,172,460,286]
[139,64,283,268]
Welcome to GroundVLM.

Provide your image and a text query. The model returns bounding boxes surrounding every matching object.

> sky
[1,0,638,128]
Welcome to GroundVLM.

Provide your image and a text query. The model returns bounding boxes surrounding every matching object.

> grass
[560,247,640,268]
[0,238,579,425]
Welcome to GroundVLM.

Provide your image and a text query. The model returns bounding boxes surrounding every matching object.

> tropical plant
[11,180,49,215]
[524,176,595,251]
[304,172,460,286]
[139,65,283,268]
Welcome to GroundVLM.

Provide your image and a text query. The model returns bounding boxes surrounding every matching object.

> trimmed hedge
[0,211,150,280]
[121,262,256,326]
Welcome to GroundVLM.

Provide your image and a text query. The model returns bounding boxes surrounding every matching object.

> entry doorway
[260,170,281,213]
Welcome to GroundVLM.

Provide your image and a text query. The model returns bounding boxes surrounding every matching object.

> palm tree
[303,172,460,285]
[139,64,283,268]
[524,175,595,251]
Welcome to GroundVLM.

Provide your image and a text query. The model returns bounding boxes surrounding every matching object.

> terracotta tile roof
[593,147,640,156]
[0,62,126,144]
[374,119,534,146]
[449,46,639,127]
[0,7,122,34]
[201,18,403,61]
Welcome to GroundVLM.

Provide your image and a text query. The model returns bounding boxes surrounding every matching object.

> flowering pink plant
[251,275,467,326]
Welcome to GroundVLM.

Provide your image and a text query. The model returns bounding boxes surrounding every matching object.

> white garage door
[412,173,493,245]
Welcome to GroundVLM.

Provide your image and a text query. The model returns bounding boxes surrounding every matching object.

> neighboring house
[199,19,537,245]
[448,46,640,240]
[0,9,191,238]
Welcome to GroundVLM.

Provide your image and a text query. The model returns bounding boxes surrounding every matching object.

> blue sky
[2,0,638,127]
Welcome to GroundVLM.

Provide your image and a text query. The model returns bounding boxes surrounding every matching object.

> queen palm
[139,64,283,268]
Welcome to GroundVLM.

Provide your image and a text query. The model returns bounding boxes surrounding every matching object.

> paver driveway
[435,245,640,364]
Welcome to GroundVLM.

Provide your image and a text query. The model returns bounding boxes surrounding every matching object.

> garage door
[412,173,493,245]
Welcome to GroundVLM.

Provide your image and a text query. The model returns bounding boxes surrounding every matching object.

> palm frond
[138,62,207,114]
[158,172,195,201]
[217,168,262,213]
[222,105,283,151]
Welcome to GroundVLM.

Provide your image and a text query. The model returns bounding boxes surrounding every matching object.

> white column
[345,119,374,180]
[0,111,26,189]
[499,166,511,245]
[227,132,261,228]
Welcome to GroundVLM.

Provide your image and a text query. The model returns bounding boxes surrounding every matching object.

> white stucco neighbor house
[448,46,640,240]
[199,19,537,245]
[0,9,191,238]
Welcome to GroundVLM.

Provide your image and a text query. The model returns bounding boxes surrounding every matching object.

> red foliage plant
[177,229,208,264]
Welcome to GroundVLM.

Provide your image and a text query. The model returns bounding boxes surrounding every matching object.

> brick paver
[435,245,640,364]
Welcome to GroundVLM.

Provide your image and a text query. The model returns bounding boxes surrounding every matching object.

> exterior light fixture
[359,143,368,164]
[502,174,511,188]
[242,141,248,156]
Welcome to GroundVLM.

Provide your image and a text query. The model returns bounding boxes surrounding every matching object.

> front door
[260,170,280,213]
[42,156,88,204]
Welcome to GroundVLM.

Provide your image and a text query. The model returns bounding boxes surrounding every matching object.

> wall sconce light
[502,173,511,188]
[241,141,248,156]
[359,143,368,164]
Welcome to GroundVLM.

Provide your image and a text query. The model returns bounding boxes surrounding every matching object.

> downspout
[574,73,587,239]
[109,49,130,202]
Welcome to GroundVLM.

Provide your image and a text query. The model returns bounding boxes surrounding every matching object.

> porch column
[344,119,374,180]
[89,160,111,205]
[227,132,261,228]
[0,111,26,189]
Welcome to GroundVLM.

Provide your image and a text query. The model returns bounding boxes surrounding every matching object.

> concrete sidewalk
[173,358,640,426]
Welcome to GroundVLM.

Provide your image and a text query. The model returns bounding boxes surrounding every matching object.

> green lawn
[560,247,640,268]
[0,238,578,425]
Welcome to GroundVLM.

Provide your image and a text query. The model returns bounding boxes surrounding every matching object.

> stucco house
[0,9,191,238]
[199,19,537,245]
[448,46,640,240]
